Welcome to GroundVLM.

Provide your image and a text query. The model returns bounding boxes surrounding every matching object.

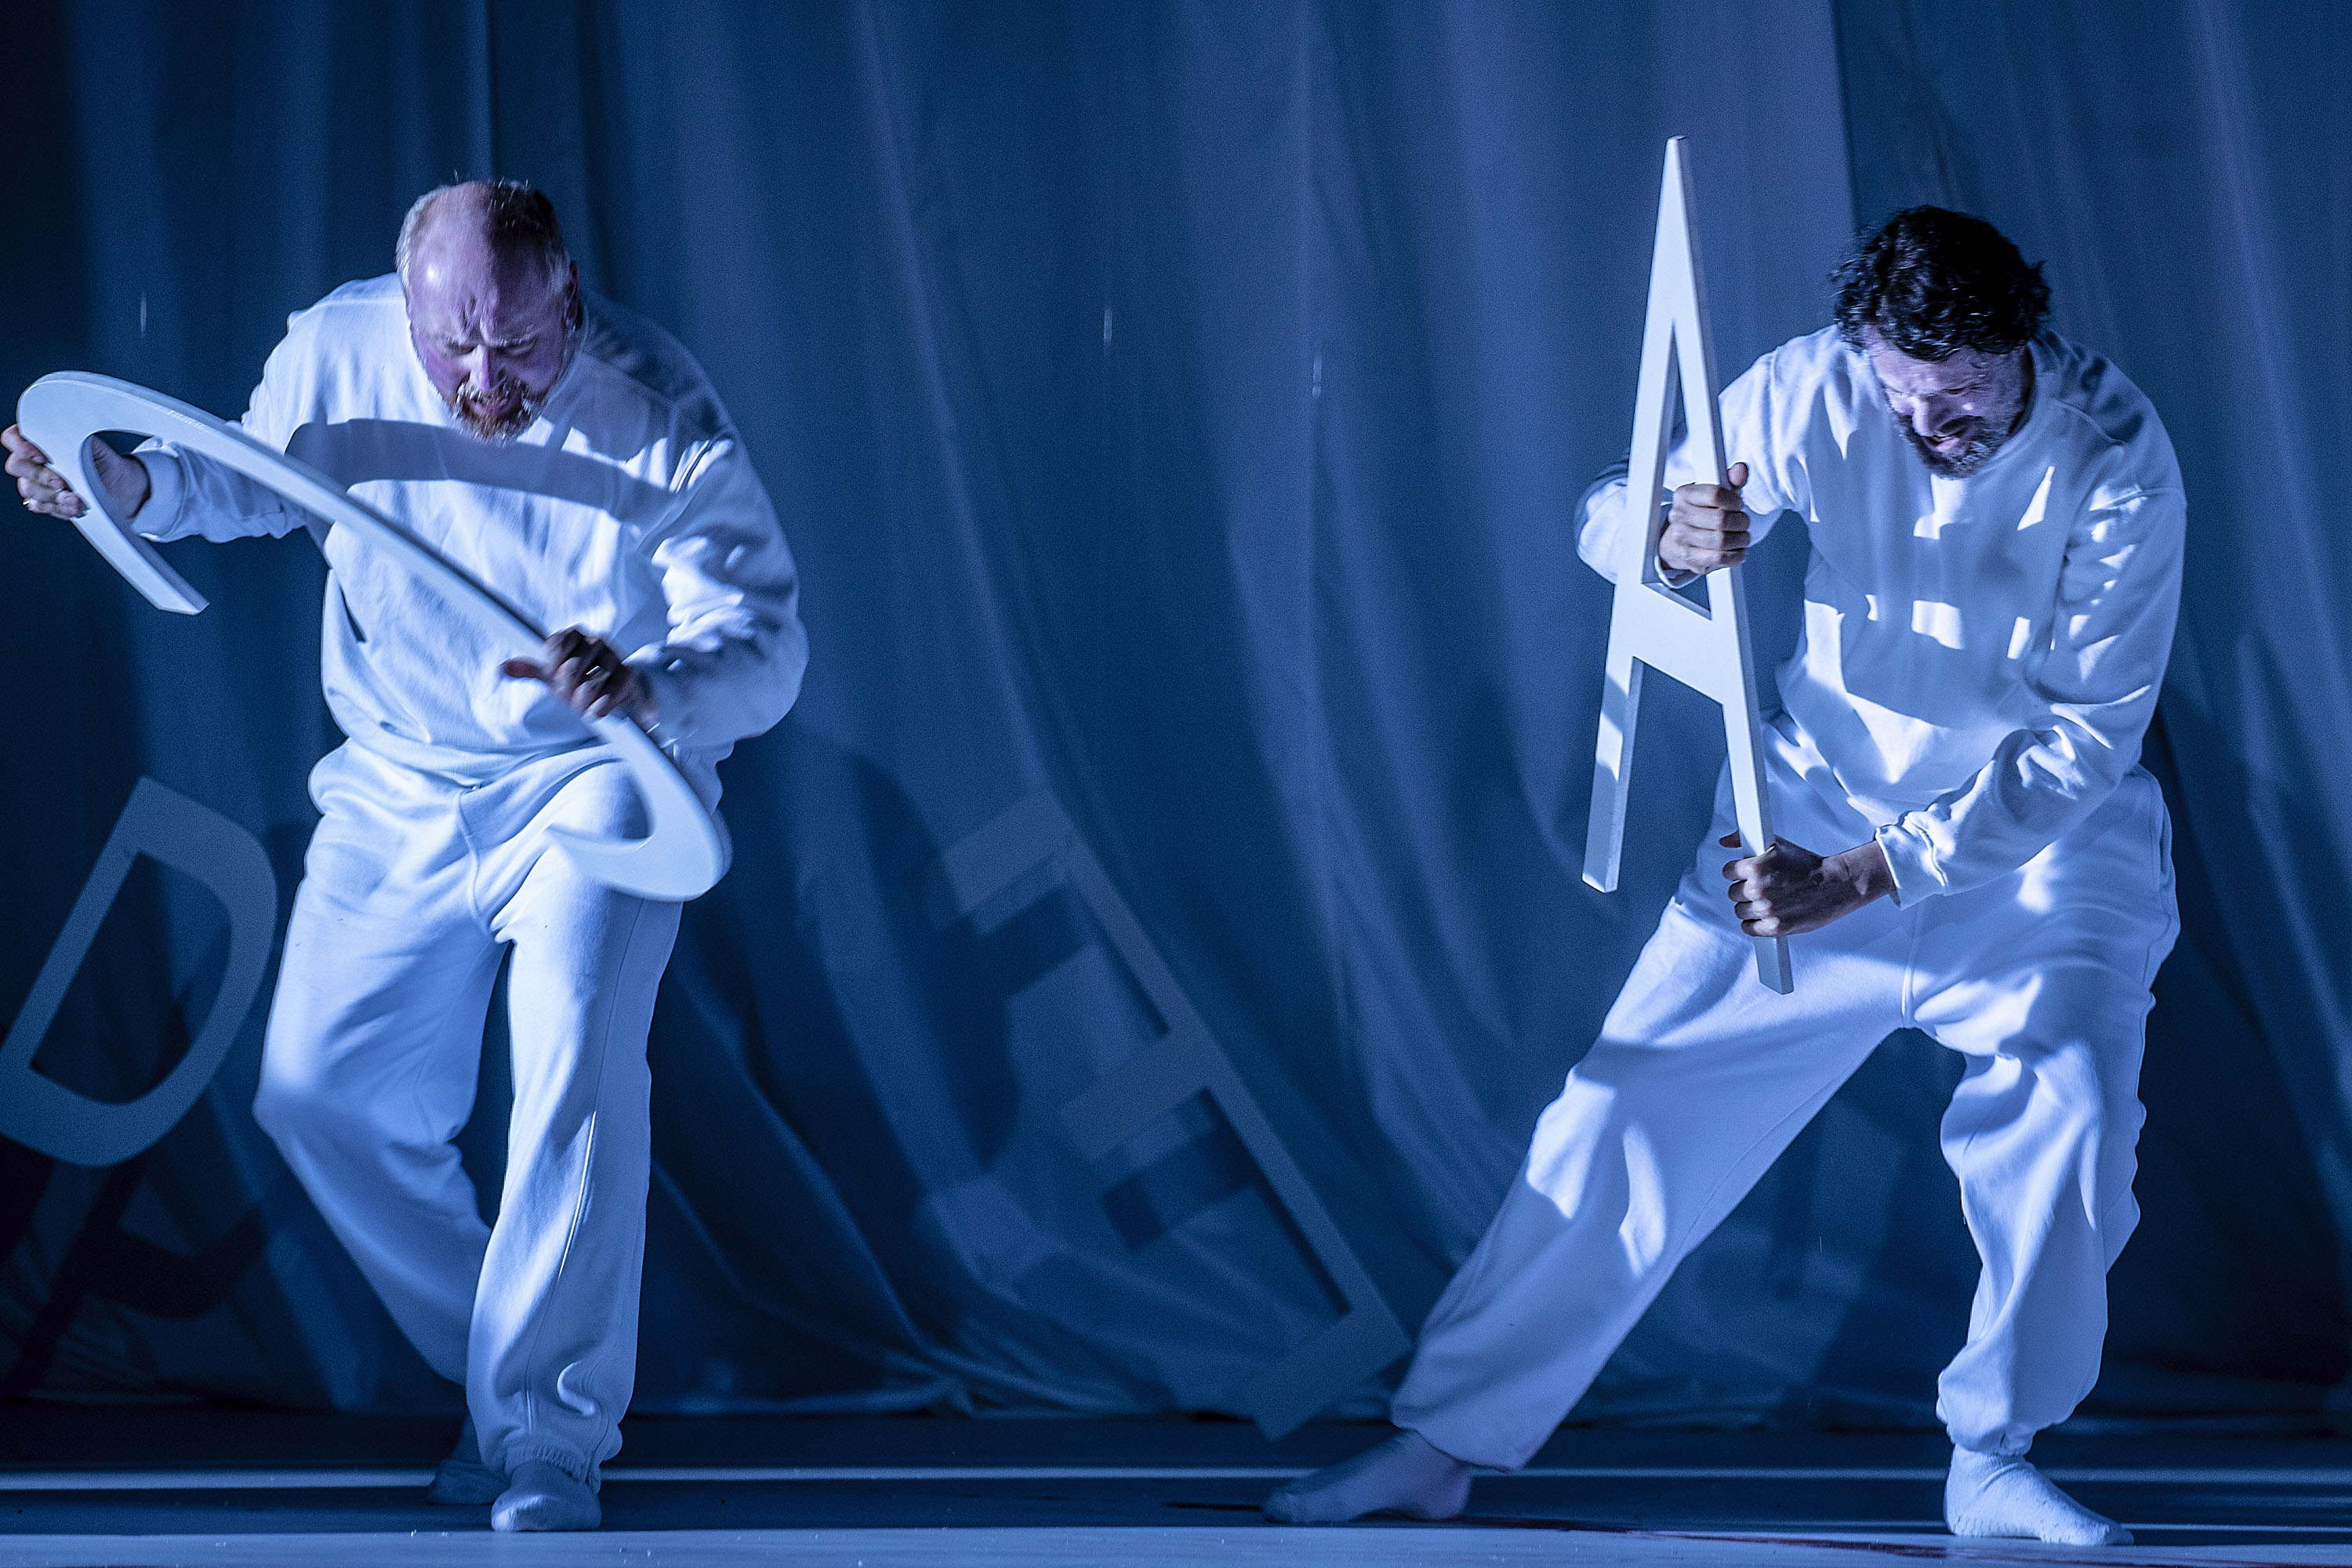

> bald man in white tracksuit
[1272,315,2185,1541]
[124,274,804,1497]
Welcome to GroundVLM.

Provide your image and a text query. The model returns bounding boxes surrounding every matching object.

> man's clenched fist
[1661,459,1751,575]
[1720,830,1895,937]
[500,626,652,722]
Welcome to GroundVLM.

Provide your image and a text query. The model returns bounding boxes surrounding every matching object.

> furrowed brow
[436,330,539,352]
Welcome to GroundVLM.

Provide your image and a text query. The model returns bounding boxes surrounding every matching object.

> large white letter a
[1582,138,1792,995]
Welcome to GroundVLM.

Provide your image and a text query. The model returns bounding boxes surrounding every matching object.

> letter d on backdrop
[0,779,276,1167]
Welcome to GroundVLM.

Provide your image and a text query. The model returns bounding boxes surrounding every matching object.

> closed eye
[437,336,537,354]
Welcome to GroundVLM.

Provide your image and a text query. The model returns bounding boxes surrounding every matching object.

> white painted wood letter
[16,372,729,902]
[1583,139,1792,994]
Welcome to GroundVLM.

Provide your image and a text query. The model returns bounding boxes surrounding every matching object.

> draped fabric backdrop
[1,0,2343,1429]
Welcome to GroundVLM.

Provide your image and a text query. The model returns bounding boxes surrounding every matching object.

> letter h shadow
[925,792,1407,1438]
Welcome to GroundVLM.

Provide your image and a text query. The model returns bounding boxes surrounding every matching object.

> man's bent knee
[252,1058,336,1149]
[252,1047,397,1153]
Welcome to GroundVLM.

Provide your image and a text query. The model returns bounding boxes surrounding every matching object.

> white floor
[5,1419,2347,1566]
[1,1526,2348,1566]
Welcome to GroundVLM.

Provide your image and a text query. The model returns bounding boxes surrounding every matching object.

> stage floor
[0,1410,2347,1565]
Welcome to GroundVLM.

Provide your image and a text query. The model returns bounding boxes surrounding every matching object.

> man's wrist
[1835,840,1896,904]
[623,663,674,736]
[1654,499,1698,584]
[120,455,151,519]
[96,449,151,520]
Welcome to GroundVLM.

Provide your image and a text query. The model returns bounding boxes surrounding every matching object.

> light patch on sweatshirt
[1915,474,1966,539]
[1911,600,1964,649]
[2016,466,2055,529]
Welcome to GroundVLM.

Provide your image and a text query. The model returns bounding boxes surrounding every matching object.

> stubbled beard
[448,382,541,443]
[1900,418,2010,477]
[443,325,579,445]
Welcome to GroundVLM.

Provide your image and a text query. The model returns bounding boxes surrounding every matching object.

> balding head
[397,181,579,442]
[397,181,569,288]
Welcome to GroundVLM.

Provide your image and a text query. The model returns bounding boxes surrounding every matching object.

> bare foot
[1263,1430,1473,1524]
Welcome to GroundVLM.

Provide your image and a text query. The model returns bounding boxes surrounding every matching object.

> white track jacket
[136,274,806,804]
[1580,326,2185,902]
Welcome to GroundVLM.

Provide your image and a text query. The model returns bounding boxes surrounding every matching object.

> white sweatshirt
[135,275,807,804]
[1578,326,2185,902]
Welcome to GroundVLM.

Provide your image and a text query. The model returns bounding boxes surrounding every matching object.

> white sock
[492,1460,602,1533]
[1946,1446,2129,1546]
[1262,1430,1474,1524]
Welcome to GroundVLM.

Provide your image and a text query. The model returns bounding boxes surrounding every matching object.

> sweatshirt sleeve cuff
[130,445,187,539]
[627,661,694,752]
[1874,819,1947,907]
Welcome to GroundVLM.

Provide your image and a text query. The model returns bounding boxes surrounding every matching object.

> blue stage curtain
[0,0,2339,1428]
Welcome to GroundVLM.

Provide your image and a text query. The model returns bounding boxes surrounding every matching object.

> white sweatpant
[1394,728,2178,1468]
[255,742,681,1484]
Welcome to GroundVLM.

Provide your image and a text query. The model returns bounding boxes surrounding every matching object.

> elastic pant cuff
[1393,1415,1521,1473]
[1951,1435,2034,1459]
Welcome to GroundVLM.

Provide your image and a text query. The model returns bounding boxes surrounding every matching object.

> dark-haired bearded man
[5,181,805,1532]
[1267,209,2183,1547]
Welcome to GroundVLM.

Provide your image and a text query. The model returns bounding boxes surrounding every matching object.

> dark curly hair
[1831,207,2049,361]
